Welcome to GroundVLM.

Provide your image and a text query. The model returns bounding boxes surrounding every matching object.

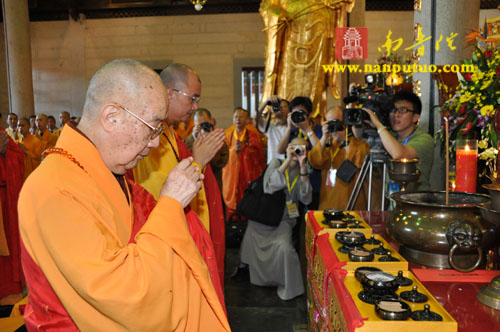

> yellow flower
[479,138,489,149]
[480,105,494,116]
[479,147,498,161]
[459,92,475,104]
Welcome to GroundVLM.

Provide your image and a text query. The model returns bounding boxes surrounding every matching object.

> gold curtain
[260,0,355,118]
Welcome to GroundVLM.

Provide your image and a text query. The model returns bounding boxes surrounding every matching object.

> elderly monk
[134,63,227,288]
[222,107,265,217]
[0,129,24,305]
[16,118,47,179]
[35,114,58,148]
[18,59,230,332]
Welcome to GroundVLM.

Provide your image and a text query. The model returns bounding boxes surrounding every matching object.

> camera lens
[291,111,306,124]
[327,119,345,133]
[294,148,303,155]
[200,121,213,132]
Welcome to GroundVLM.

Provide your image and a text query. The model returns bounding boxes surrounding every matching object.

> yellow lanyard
[233,128,247,142]
[298,129,307,139]
[329,146,341,168]
[285,169,299,193]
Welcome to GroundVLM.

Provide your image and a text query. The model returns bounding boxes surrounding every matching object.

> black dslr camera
[200,121,214,132]
[291,110,307,124]
[266,99,282,113]
[327,119,345,133]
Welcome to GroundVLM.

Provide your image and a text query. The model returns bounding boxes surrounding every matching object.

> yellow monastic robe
[308,135,370,210]
[37,129,58,148]
[18,125,229,332]
[5,128,18,141]
[16,134,46,179]
[134,127,210,231]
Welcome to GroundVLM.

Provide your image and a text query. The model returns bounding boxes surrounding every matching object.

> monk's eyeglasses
[113,103,167,140]
[172,88,201,104]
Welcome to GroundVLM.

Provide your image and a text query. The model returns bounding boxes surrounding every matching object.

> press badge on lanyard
[285,169,300,218]
[326,145,341,187]
[389,134,412,194]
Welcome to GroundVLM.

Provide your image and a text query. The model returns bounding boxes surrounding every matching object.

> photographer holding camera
[255,95,290,163]
[240,137,311,301]
[308,107,370,210]
[277,97,322,209]
[363,90,434,191]
[185,108,229,198]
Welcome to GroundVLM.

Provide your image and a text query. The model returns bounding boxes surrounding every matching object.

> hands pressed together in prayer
[160,157,204,207]
[192,128,225,169]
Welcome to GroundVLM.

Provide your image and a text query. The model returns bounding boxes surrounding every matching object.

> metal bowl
[388,191,496,272]
[335,230,366,246]
[355,266,382,282]
[362,271,398,292]
[349,247,374,262]
[483,184,500,212]
[478,202,500,226]
[390,158,419,174]
[375,299,411,320]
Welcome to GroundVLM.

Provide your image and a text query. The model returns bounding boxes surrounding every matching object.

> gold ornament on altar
[189,0,206,11]
[260,0,356,118]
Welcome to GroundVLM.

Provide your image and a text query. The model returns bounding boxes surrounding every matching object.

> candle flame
[465,145,470,151]
[401,158,408,162]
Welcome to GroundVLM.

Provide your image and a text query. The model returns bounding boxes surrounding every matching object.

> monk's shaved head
[160,63,200,89]
[325,106,343,121]
[82,59,164,122]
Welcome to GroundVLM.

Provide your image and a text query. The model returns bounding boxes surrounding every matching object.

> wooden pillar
[1,0,34,119]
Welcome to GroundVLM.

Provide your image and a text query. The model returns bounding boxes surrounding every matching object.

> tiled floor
[224,247,308,332]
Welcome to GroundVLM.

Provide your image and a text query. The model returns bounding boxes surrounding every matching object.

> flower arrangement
[437,29,500,181]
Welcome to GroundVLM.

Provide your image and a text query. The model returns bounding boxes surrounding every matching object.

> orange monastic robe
[18,125,230,332]
[16,134,47,179]
[222,127,265,215]
[37,129,58,148]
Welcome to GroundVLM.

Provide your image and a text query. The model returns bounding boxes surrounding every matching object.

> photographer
[240,137,311,301]
[277,96,322,209]
[309,107,370,210]
[185,108,229,197]
[255,95,290,163]
[363,90,434,191]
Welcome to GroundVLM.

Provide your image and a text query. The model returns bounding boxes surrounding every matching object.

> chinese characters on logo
[378,26,458,56]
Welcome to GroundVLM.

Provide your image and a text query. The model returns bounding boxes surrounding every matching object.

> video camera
[200,121,214,132]
[342,82,392,133]
[327,119,345,133]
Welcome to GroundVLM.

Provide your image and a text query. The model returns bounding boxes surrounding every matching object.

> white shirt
[264,122,287,164]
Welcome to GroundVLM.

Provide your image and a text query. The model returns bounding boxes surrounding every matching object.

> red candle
[455,140,477,193]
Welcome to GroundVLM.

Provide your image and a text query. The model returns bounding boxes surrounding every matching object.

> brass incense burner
[388,191,497,272]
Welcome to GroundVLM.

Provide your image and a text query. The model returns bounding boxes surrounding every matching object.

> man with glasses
[134,63,227,290]
[363,90,434,191]
[18,59,230,331]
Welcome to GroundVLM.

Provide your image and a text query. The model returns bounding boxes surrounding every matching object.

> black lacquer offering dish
[379,252,400,262]
[349,247,374,262]
[394,270,413,287]
[371,243,391,255]
[411,304,443,321]
[355,266,382,282]
[335,230,366,245]
[400,286,428,303]
[362,271,399,293]
[375,299,412,321]
[365,234,382,245]
[324,219,348,229]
